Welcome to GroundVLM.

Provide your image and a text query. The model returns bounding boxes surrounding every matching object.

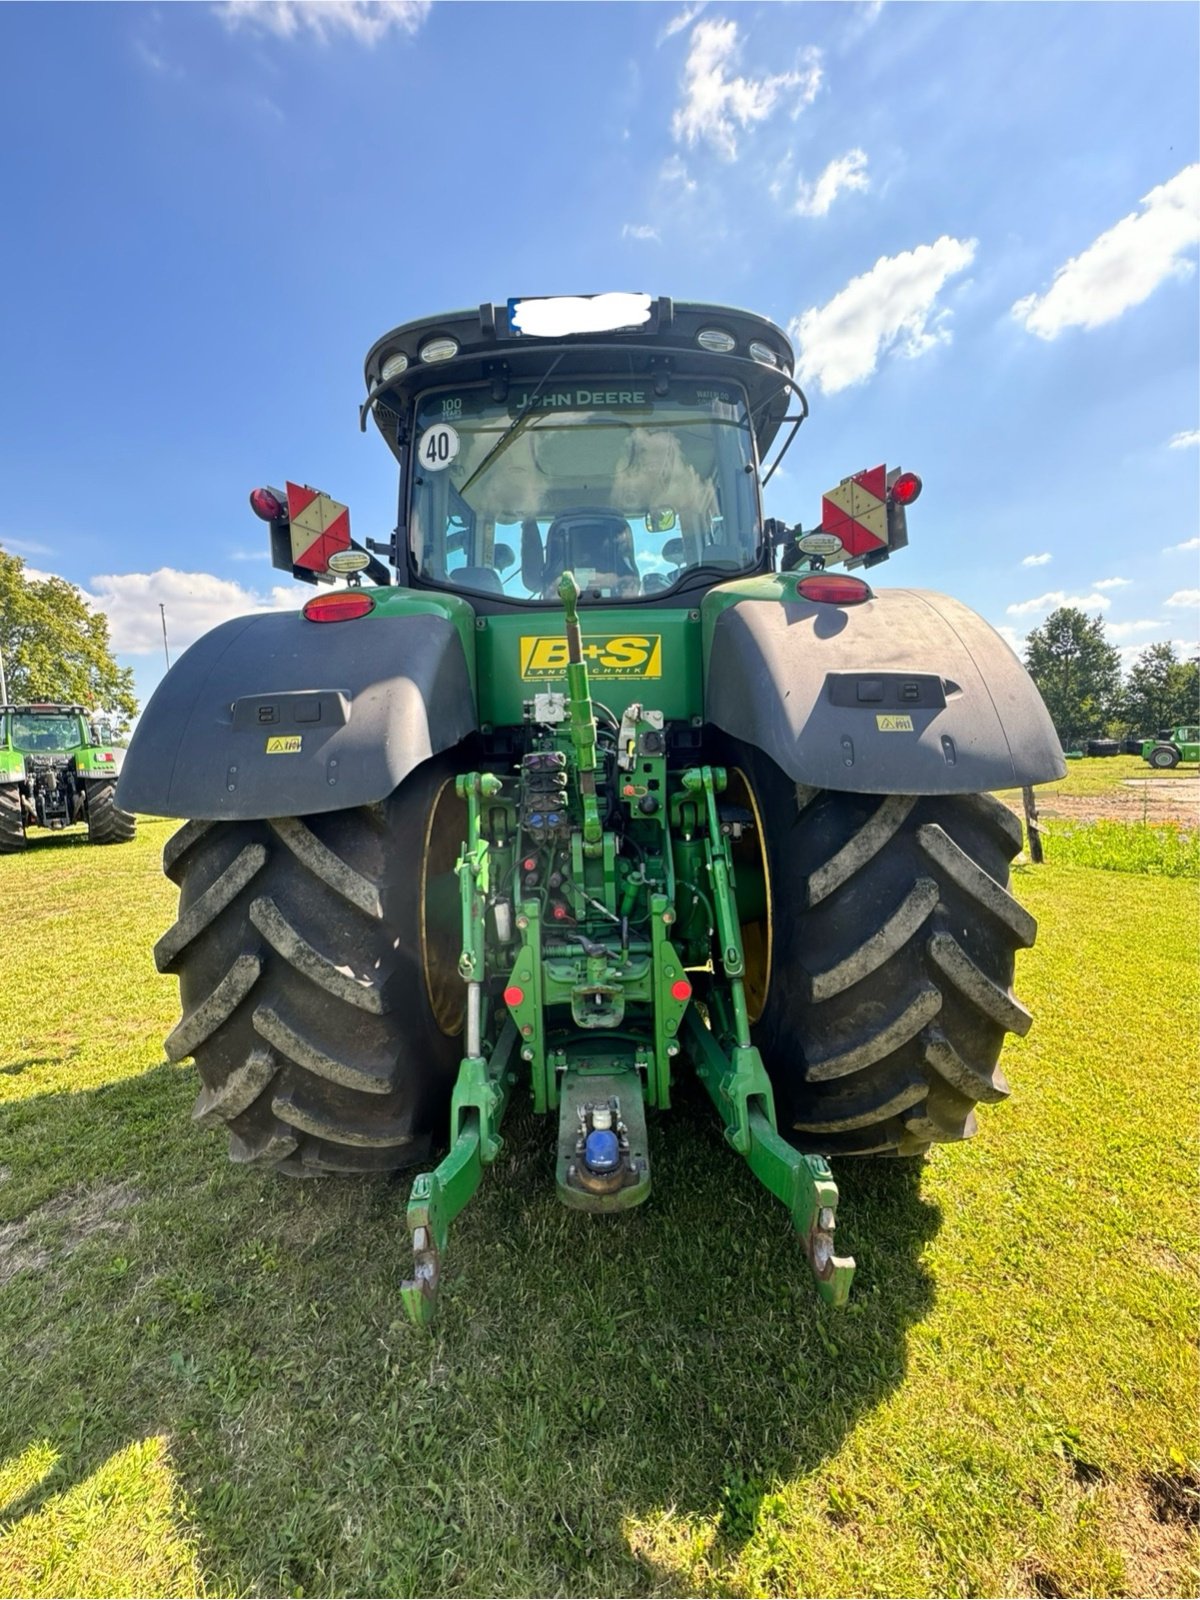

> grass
[1039,819,1200,877]
[996,753,1198,804]
[1,823,1198,1598]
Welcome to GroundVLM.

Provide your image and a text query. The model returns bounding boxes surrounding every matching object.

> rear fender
[703,579,1065,793]
[117,593,478,819]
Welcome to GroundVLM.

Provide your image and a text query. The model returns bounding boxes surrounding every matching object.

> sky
[0,0,1197,715]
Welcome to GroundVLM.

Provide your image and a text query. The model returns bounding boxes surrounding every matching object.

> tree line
[1023,607,1199,748]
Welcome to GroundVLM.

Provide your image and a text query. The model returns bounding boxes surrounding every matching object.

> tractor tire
[1085,738,1120,757]
[726,741,1036,1158]
[155,757,465,1176]
[84,780,137,844]
[1148,745,1181,770]
[0,784,27,853]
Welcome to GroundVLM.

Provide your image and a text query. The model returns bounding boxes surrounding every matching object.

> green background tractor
[118,294,1063,1320]
[1,702,135,852]
[1142,724,1200,769]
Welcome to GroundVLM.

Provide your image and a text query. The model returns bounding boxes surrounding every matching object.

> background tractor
[1141,724,1200,769]
[0,702,134,851]
[118,293,1064,1320]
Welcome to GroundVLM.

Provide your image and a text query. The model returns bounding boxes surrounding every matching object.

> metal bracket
[685,1011,855,1307]
[399,1022,517,1326]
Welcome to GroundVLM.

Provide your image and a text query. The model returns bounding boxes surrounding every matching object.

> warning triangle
[854,464,886,500]
[287,482,319,521]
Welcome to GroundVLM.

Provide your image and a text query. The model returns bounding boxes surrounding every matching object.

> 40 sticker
[519,634,663,679]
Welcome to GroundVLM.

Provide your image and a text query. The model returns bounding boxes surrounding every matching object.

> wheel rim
[421,776,467,1036]
[726,767,772,1024]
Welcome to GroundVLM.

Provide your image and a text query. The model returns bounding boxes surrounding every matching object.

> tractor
[1141,724,1200,769]
[0,702,134,851]
[118,294,1064,1321]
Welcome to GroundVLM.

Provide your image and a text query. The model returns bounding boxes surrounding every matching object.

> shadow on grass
[0,1064,939,1597]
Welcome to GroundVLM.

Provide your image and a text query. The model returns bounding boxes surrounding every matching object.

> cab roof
[362,297,800,464]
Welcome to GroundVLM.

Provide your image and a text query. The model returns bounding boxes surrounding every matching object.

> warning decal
[286,482,351,572]
[820,464,888,557]
[266,735,303,753]
[876,715,914,732]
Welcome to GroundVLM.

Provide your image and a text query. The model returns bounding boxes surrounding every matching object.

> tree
[1120,641,1200,736]
[0,548,137,728]
[1023,607,1121,747]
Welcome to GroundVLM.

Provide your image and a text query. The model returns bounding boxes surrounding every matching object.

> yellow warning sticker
[876,715,914,732]
[266,735,303,753]
[519,634,663,679]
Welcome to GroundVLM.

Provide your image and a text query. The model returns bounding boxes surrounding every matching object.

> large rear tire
[85,780,137,844]
[156,758,465,1175]
[729,741,1036,1157]
[0,784,27,853]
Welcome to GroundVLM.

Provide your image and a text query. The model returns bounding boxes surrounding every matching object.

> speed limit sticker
[417,423,460,471]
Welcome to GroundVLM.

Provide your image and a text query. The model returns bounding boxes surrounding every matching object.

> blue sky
[0,0,1197,713]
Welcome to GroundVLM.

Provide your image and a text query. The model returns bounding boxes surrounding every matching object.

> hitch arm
[685,1010,855,1307]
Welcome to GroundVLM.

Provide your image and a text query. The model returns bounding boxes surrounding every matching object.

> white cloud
[621,223,660,242]
[85,568,302,655]
[660,2,706,42]
[1104,618,1162,639]
[213,0,429,45]
[660,153,697,193]
[1169,429,1200,449]
[994,624,1025,654]
[1092,577,1130,590]
[1,536,53,556]
[790,236,976,394]
[1164,589,1200,610]
[1006,590,1113,616]
[792,149,869,218]
[228,548,270,562]
[1021,552,1052,567]
[671,18,822,159]
[1164,536,1200,553]
[1012,163,1200,339]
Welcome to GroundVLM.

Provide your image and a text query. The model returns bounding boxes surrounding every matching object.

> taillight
[890,472,922,506]
[302,592,375,623]
[796,574,873,605]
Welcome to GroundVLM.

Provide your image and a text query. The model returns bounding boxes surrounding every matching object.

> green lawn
[996,753,1198,803]
[1,823,1197,1598]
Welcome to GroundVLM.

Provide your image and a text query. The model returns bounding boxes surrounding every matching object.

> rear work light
[302,592,375,623]
[796,574,873,605]
[890,472,922,506]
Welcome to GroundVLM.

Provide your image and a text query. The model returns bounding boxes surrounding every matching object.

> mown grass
[1039,818,1200,877]
[996,753,1198,804]
[1,824,1197,1598]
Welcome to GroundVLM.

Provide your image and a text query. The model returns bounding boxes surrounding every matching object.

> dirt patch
[1108,1474,1199,1598]
[1003,782,1200,828]
[0,1180,140,1288]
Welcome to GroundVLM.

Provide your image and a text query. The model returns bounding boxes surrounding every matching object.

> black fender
[704,586,1065,793]
[117,608,477,819]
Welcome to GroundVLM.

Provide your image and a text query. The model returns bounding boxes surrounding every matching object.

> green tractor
[1,702,135,852]
[118,294,1064,1321]
[1141,724,1200,769]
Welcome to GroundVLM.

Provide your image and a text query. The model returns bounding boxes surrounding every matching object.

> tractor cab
[361,295,792,608]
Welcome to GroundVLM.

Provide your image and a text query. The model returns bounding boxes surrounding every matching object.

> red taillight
[796,575,873,605]
[249,486,286,521]
[670,978,692,1002]
[302,592,375,624]
[503,985,525,1008]
[890,472,922,506]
